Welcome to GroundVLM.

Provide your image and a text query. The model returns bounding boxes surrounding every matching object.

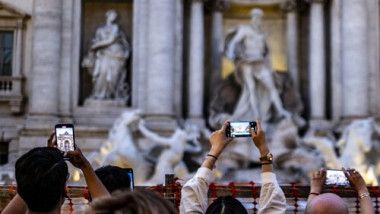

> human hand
[47,131,57,148]
[208,120,233,157]
[343,168,368,194]
[310,168,326,194]
[66,147,90,170]
[251,118,269,155]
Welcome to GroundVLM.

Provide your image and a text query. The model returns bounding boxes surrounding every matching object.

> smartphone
[124,168,134,191]
[55,124,76,153]
[225,121,257,138]
[325,169,349,186]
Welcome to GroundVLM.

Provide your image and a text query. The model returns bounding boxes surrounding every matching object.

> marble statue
[82,10,130,100]
[224,8,290,122]
[304,118,380,185]
[86,109,152,184]
[138,120,188,185]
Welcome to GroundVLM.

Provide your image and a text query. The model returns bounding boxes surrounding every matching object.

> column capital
[213,0,230,11]
[305,0,327,4]
[281,0,297,12]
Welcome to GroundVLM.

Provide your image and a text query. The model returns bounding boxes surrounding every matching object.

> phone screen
[125,168,134,191]
[55,124,75,153]
[226,121,256,138]
[325,170,349,186]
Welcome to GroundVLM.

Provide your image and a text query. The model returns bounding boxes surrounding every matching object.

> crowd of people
[2,119,375,214]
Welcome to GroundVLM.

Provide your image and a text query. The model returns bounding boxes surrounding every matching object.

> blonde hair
[86,189,177,214]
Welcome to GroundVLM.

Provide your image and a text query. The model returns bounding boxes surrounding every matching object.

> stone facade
[0,0,379,182]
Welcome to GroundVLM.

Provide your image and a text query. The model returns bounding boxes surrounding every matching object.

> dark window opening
[0,31,13,76]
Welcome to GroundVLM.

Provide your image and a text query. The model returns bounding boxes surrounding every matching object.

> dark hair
[15,147,68,212]
[205,196,247,214]
[95,165,131,193]
[86,188,178,214]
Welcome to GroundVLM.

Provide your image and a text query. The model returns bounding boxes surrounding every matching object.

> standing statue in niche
[224,8,290,121]
[82,10,130,100]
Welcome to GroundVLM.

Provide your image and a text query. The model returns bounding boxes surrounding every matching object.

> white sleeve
[258,172,287,214]
[180,167,214,214]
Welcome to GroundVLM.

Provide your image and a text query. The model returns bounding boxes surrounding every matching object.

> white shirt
[179,167,286,214]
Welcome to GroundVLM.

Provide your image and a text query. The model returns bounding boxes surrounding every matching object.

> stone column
[330,0,342,122]
[341,0,368,117]
[366,0,380,116]
[187,0,205,126]
[146,0,176,126]
[59,0,74,121]
[132,0,149,110]
[282,0,299,91]
[29,0,62,121]
[209,0,229,100]
[308,0,326,121]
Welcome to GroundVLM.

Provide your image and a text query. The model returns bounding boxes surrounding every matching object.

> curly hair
[86,188,178,214]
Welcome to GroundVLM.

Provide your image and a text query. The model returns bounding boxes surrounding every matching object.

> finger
[221,120,230,132]
[255,117,262,132]
[47,131,55,147]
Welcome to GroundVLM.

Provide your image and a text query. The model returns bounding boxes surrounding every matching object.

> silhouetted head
[205,196,247,214]
[95,165,131,193]
[16,147,68,212]
[306,193,349,214]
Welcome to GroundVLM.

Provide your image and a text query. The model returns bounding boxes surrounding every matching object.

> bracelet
[359,192,370,199]
[309,192,320,196]
[207,154,218,160]
[261,162,272,165]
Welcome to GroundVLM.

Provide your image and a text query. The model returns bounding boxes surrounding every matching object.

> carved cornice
[281,0,297,12]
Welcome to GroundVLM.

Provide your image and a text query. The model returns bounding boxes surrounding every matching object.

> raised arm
[307,168,326,202]
[251,118,286,214]
[67,148,110,199]
[343,168,374,214]
[179,121,233,214]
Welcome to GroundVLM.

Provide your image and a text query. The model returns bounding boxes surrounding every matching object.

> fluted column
[341,0,368,117]
[308,0,326,120]
[282,0,299,91]
[132,0,149,109]
[59,0,74,121]
[29,0,62,120]
[366,0,380,116]
[146,0,176,117]
[209,0,229,100]
[187,0,205,125]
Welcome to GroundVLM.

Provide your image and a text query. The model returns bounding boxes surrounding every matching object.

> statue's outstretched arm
[138,120,173,146]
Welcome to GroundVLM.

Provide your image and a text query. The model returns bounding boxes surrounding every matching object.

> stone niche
[80,0,133,106]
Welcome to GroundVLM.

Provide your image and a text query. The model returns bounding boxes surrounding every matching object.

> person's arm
[307,168,326,203]
[251,119,286,214]
[343,168,374,214]
[180,121,233,214]
[67,148,110,199]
